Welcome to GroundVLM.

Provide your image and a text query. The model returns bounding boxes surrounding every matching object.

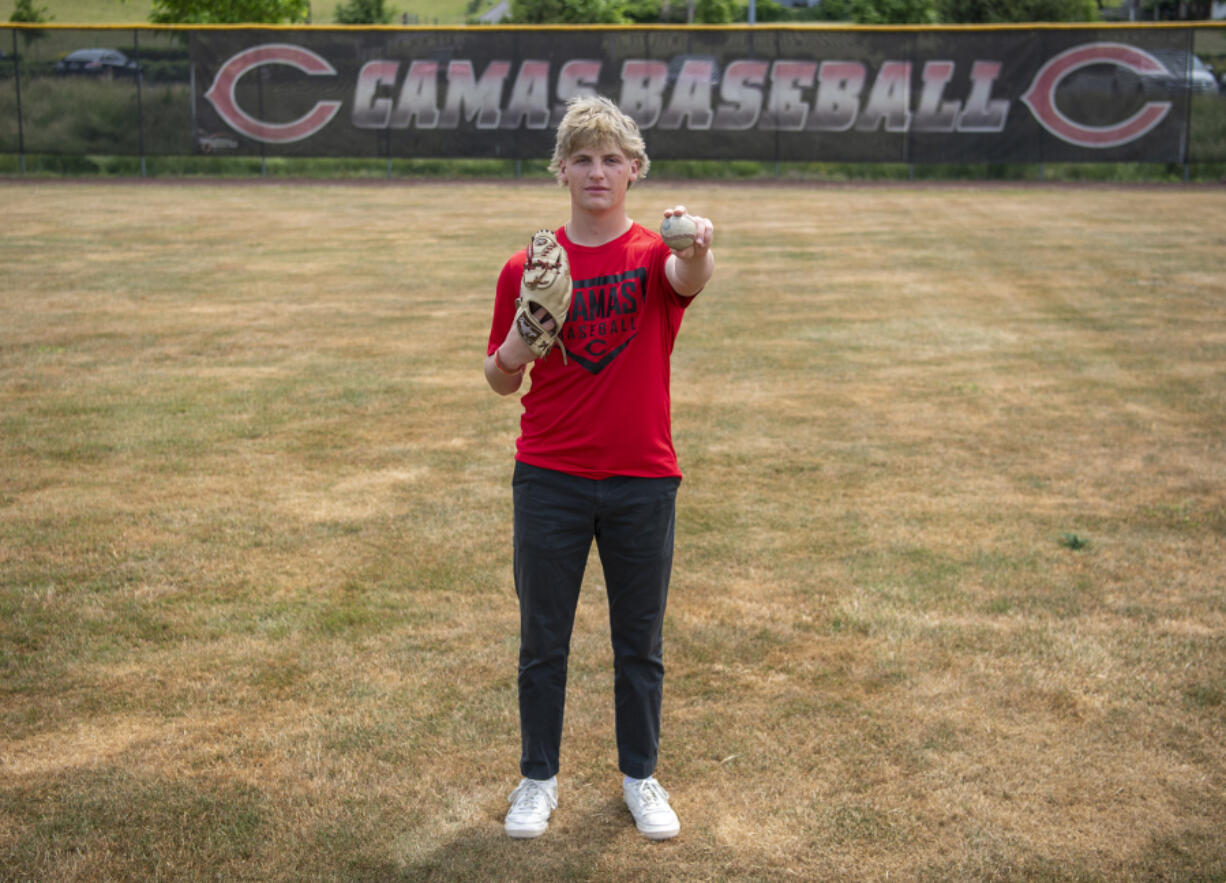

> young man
[484,95,714,841]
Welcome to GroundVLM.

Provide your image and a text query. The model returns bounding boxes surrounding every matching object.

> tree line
[8,0,1206,32]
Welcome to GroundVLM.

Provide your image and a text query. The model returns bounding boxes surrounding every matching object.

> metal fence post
[258,64,267,177]
[134,29,147,178]
[12,30,25,175]
[1180,27,1194,179]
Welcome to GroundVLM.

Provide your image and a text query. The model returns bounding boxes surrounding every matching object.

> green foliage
[508,0,1100,21]
[334,0,395,22]
[9,0,52,22]
[508,0,626,21]
[861,0,939,22]
[937,0,1096,21]
[149,0,309,24]
[509,0,746,21]
[694,0,737,20]
[746,0,795,21]
[617,0,668,20]
[1059,532,1090,551]
[809,0,939,23]
[0,77,193,156]
[9,0,52,45]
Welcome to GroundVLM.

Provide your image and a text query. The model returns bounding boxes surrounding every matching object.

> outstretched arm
[661,205,715,297]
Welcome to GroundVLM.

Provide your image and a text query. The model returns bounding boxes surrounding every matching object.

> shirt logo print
[563,267,646,374]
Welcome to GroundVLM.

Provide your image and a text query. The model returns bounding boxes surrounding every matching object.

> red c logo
[1022,42,1172,149]
[204,43,342,144]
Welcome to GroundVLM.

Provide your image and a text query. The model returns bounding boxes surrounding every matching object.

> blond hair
[548,95,650,186]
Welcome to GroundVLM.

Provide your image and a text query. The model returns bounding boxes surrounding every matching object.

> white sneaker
[623,777,680,840]
[505,777,557,839]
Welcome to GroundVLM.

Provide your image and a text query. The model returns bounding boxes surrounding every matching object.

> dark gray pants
[512,461,680,781]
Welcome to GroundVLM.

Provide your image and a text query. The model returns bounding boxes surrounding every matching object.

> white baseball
[660,214,698,251]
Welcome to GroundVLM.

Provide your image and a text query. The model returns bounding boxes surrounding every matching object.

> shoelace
[631,779,670,810]
[510,781,555,814]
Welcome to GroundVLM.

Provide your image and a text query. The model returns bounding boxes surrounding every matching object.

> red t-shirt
[488,222,696,479]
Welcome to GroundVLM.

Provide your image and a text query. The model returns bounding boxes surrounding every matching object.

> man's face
[560,141,639,213]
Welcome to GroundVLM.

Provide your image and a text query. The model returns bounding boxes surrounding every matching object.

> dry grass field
[1,180,1224,881]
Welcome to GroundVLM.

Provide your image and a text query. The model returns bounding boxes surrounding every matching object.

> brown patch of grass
[1,182,1225,880]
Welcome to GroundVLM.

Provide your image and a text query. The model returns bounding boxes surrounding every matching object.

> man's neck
[565,208,632,248]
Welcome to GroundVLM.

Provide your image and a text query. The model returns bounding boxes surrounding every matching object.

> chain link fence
[3,23,1224,171]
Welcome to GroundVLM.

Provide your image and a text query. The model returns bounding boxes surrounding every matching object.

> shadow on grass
[381,794,657,881]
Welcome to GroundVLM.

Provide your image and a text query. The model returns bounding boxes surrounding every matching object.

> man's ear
[628,158,640,185]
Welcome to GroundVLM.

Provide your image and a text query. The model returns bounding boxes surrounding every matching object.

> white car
[56,48,141,79]
[1068,50,1220,98]
[1150,51,1219,94]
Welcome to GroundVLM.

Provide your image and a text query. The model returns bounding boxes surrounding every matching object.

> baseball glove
[515,229,572,365]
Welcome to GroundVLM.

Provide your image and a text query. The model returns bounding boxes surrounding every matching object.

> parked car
[1190,56,1219,94]
[1066,50,1220,101]
[1149,51,1219,94]
[56,48,141,79]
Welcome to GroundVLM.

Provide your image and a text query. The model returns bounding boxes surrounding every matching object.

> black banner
[4,25,1224,164]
